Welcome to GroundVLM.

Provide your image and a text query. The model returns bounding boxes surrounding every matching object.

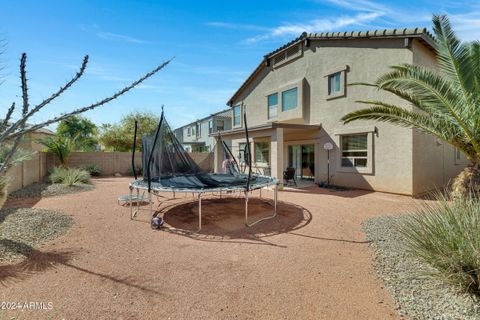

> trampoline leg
[173,191,175,199]
[149,192,153,216]
[129,187,133,219]
[244,190,249,226]
[245,184,279,227]
[135,188,140,217]
[198,193,202,232]
[259,188,262,199]
[274,184,278,214]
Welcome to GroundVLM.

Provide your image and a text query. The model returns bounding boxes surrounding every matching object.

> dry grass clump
[49,167,90,186]
[397,191,480,296]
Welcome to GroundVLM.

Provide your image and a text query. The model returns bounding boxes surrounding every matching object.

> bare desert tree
[0,53,171,206]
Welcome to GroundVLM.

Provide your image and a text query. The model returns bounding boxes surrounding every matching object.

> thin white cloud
[324,0,388,13]
[325,0,430,25]
[450,12,480,41]
[96,31,149,44]
[245,12,383,44]
[206,22,268,32]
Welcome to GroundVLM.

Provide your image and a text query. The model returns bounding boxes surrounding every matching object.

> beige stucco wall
[411,39,467,194]
[230,38,418,194]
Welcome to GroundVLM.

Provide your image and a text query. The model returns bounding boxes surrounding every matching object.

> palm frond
[342,101,474,158]
[432,15,477,111]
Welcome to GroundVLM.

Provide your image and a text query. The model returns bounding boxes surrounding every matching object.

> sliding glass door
[288,144,315,180]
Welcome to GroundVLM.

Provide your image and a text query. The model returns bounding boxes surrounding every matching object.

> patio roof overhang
[181,141,206,145]
[210,122,321,138]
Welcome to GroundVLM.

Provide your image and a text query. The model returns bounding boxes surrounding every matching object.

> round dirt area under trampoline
[160,196,311,241]
[129,175,281,231]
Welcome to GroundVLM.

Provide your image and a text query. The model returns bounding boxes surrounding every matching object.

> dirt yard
[1,177,416,319]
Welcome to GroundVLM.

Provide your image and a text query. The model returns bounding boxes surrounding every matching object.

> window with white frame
[187,127,191,136]
[328,72,342,95]
[341,134,368,168]
[208,120,213,134]
[254,142,270,165]
[191,126,196,137]
[267,93,278,119]
[281,87,298,111]
[233,105,241,126]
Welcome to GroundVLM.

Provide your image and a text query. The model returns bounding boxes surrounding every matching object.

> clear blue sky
[0,0,478,129]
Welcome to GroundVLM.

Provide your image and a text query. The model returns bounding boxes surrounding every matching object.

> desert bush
[397,192,480,296]
[49,167,90,186]
[82,164,101,176]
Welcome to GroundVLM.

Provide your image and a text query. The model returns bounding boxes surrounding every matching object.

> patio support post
[271,128,284,189]
[213,136,223,173]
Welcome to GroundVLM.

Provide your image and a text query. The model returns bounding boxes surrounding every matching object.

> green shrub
[81,164,102,176]
[49,167,91,186]
[397,192,480,296]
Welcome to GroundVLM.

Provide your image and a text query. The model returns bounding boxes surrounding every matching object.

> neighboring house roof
[227,27,435,106]
[174,108,232,131]
[32,127,55,135]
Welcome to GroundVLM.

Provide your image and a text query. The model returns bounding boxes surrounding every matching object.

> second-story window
[208,120,213,134]
[187,127,191,136]
[281,87,298,111]
[233,105,241,126]
[217,120,224,131]
[328,72,342,95]
[196,123,201,137]
[191,126,196,137]
[267,93,278,119]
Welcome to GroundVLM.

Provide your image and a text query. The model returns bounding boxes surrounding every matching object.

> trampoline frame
[128,175,279,231]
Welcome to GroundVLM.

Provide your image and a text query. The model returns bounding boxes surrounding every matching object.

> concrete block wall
[5,151,214,194]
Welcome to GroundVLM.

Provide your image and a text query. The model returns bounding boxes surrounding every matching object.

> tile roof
[228,27,435,105]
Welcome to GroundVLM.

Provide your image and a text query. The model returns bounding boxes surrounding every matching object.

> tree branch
[0,134,22,175]
[0,102,15,132]
[20,53,29,116]
[0,55,89,140]
[6,58,172,140]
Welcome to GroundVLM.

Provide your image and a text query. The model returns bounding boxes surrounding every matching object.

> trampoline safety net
[134,111,270,191]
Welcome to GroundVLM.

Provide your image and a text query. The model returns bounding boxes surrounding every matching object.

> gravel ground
[8,182,94,198]
[0,208,74,264]
[1,177,415,320]
[363,215,480,320]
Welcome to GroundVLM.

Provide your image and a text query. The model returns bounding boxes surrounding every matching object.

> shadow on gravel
[158,197,312,248]
[0,239,162,295]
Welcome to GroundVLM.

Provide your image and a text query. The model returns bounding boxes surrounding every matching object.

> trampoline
[128,109,280,231]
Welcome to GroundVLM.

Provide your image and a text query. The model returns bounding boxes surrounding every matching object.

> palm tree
[40,135,77,167]
[341,15,480,197]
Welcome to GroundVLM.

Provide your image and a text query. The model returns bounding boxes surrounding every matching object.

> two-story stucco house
[212,28,468,196]
[175,108,231,152]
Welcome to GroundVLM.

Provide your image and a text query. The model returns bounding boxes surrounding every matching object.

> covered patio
[212,123,323,186]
